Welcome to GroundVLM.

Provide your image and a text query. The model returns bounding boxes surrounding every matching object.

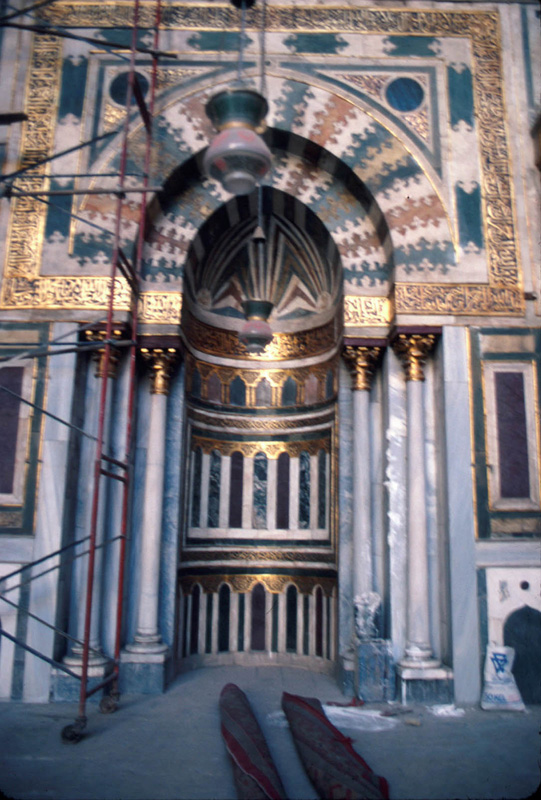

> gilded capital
[141,348,178,395]
[343,345,382,391]
[85,328,124,379]
[392,334,437,382]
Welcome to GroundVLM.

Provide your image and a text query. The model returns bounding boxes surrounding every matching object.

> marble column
[126,348,178,654]
[64,329,122,675]
[343,346,381,615]
[393,333,439,668]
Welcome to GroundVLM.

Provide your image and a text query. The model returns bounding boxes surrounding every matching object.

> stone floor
[0,665,539,800]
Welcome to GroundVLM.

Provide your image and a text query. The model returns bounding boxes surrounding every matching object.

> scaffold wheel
[61,716,86,743]
[99,695,118,714]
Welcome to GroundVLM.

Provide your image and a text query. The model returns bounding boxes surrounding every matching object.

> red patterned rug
[219,683,286,800]
[282,691,390,800]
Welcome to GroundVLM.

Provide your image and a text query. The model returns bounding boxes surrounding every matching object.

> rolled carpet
[219,683,286,800]
[282,691,390,800]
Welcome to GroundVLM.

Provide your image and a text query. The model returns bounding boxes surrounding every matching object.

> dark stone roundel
[385,77,424,112]
[109,72,149,106]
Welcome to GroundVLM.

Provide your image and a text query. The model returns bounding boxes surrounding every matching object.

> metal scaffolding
[0,0,164,742]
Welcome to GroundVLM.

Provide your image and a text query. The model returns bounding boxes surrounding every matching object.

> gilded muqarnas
[188,409,336,431]
[179,573,336,596]
[189,435,331,459]
[180,549,335,564]
[183,311,339,361]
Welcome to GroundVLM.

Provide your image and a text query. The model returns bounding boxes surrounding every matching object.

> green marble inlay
[45,180,74,241]
[303,595,309,655]
[253,452,267,530]
[237,593,245,652]
[191,447,202,527]
[448,65,474,130]
[286,586,297,653]
[208,450,221,528]
[205,593,213,654]
[218,584,230,652]
[187,31,252,52]
[318,449,326,529]
[271,594,279,652]
[284,33,348,54]
[281,377,297,406]
[299,451,310,529]
[384,35,438,58]
[455,183,484,249]
[230,375,246,406]
[59,57,88,119]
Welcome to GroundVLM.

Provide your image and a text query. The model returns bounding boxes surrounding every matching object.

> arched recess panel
[178,129,341,672]
[182,186,343,332]
[74,72,455,298]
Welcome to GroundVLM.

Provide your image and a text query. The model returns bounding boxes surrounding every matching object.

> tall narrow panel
[0,367,23,494]
[495,372,530,498]
[299,450,311,529]
[229,451,244,527]
[208,450,221,527]
[253,452,268,529]
[277,452,290,529]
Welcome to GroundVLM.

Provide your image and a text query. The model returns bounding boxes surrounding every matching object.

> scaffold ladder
[0,0,163,743]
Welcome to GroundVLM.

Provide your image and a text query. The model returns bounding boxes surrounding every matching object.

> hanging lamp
[203,0,271,195]
[237,216,273,354]
[239,299,273,354]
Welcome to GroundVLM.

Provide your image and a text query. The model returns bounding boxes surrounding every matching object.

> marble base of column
[396,663,454,704]
[63,647,110,669]
[338,648,356,696]
[400,643,440,669]
[53,650,111,701]
[124,634,168,655]
[120,643,172,695]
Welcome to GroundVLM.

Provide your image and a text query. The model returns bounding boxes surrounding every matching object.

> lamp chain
[260,0,267,98]
[237,0,247,85]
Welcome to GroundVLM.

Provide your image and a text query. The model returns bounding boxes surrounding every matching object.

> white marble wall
[384,348,408,663]
[0,563,21,698]
[23,323,78,702]
[441,326,481,704]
